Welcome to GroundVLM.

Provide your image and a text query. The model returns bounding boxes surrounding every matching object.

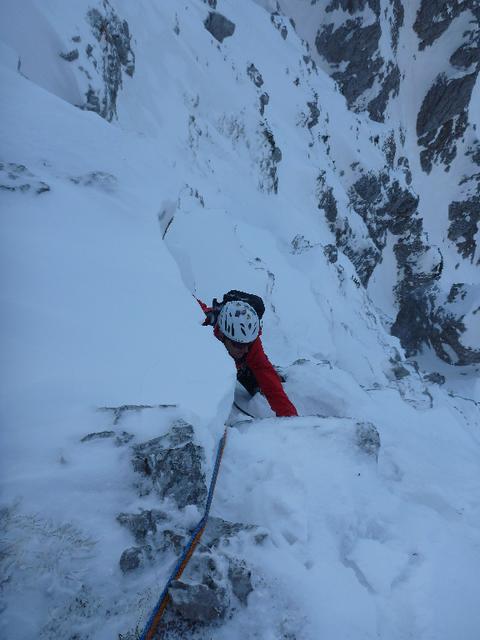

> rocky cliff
[279,0,480,365]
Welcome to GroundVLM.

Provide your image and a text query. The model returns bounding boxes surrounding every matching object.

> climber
[196,290,297,417]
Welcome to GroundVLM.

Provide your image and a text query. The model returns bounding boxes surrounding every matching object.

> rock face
[413,0,478,50]
[318,169,420,287]
[117,421,266,630]
[132,420,207,509]
[314,0,403,123]
[416,72,476,174]
[59,0,135,121]
[448,196,480,263]
[284,0,480,366]
[85,3,135,120]
[259,126,282,193]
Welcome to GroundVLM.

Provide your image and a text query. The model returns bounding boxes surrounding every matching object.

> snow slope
[1,1,479,639]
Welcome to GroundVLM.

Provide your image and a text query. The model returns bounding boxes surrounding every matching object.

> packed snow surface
[1,1,479,639]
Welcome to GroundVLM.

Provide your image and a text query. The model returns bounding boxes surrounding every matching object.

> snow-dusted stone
[132,420,207,509]
[259,126,282,193]
[169,579,229,623]
[204,12,236,43]
[69,171,117,192]
[81,430,133,445]
[81,430,116,442]
[0,162,50,195]
[117,509,168,544]
[423,372,446,385]
[323,244,338,263]
[119,546,151,573]
[202,516,268,548]
[355,421,380,460]
[247,63,264,87]
[156,528,188,555]
[59,49,79,62]
[227,558,253,605]
[259,92,269,115]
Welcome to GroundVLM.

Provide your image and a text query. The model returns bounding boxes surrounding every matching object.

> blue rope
[139,428,228,640]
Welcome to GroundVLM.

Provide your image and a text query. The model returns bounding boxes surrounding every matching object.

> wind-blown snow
[1,1,479,639]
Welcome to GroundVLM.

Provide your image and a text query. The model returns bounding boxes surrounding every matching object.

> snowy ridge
[1,1,479,639]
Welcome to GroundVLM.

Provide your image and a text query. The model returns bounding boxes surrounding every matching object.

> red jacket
[197,298,297,417]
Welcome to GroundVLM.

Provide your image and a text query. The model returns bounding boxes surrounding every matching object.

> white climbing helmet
[217,300,260,343]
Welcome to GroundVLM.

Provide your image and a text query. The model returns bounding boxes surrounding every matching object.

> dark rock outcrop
[247,63,264,87]
[320,170,419,286]
[120,546,151,573]
[414,1,479,173]
[349,173,419,249]
[204,12,235,43]
[355,422,380,460]
[367,63,400,123]
[316,19,382,109]
[424,372,446,385]
[69,1,136,121]
[59,49,79,62]
[413,0,478,50]
[317,173,380,286]
[259,126,282,193]
[448,196,480,263]
[81,429,133,445]
[417,73,477,173]
[314,0,403,122]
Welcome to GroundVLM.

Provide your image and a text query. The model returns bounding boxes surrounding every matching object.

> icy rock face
[318,169,421,287]
[392,276,480,366]
[59,0,135,121]
[288,0,479,365]
[413,0,479,51]
[416,72,477,174]
[315,0,403,123]
[132,420,207,509]
[413,0,480,263]
[448,196,480,263]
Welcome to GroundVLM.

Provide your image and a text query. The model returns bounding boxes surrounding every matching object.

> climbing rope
[139,427,228,640]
